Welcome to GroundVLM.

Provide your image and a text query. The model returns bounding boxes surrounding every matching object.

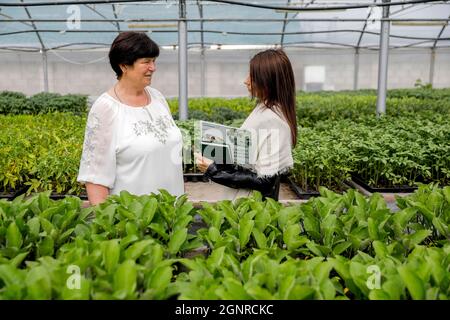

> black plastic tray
[183,173,209,183]
[48,194,88,200]
[1,191,88,201]
[281,176,320,199]
[0,186,28,200]
[351,174,418,193]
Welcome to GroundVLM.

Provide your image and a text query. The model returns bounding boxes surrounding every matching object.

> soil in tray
[351,174,418,193]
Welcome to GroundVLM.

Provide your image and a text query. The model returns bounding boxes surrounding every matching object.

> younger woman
[196,49,297,200]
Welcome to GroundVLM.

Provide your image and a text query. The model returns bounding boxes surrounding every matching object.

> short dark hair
[109,31,160,79]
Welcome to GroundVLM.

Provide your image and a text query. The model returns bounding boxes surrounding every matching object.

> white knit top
[240,103,294,177]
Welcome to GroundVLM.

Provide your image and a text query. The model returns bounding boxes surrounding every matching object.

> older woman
[196,49,297,200]
[78,32,184,205]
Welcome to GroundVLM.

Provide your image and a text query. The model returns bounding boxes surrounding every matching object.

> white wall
[0,47,449,99]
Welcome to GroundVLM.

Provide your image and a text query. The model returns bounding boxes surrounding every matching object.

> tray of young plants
[2,114,448,198]
[292,115,450,193]
[2,88,450,198]
[280,175,320,199]
[0,114,86,200]
[290,126,353,194]
[350,174,418,193]
[344,116,450,192]
[0,183,448,300]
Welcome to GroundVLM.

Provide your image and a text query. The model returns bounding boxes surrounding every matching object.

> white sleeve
[77,98,118,189]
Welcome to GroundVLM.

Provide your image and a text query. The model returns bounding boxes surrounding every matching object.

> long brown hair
[249,49,297,147]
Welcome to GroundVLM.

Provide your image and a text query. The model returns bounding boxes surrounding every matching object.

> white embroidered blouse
[77,86,184,196]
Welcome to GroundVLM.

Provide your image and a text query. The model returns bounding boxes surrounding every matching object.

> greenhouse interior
[0,0,450,303]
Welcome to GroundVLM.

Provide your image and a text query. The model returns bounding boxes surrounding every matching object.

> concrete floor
[186,180,409,210]
[185,181,303,205]
[79,180,410,209]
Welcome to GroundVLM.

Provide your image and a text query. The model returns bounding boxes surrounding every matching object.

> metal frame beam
[2,28,448,42]
[1,0,445,10]
[2,18,449,23]
[83,4,118,29]
[111,4,121,31]
[3,39,449,52]
[280,0,293,47]
[354,0,378,90]
[432,15,450,48]
[429,13,450,85]
[20,0,48,92]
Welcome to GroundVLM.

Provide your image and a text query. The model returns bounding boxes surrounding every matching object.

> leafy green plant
[91,191,204,257]
[1,185,450,300]
[0,192,93,265]
[176,249,339,300]
[0,91,88,115]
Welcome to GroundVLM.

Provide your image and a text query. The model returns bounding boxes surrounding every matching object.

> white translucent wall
[0,47,449,98]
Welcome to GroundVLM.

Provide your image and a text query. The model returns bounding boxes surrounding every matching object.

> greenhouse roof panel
[201,1,286,19]
[0,0,449,50]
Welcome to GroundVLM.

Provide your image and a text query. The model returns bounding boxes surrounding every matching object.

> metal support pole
[178,0,188,120]
[353,48,359,90]
[42,49,49,92]
[198,1,206,97]
[429,48,435,87]
[200,49,206,97]
[376,0,390,117]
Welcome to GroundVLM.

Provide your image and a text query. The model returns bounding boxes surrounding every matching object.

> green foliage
[0,186,449,300]
[0,114,86,195]
[291,116,450,191]
[297,87,450,101]
[1,88,449,300]
[0,91,88,115]
[0,94,32,115]
[414,79,433,90]
[1,88,450,195]
[169,96,252,125]
[0,91,27,100]
[0,191,199,300]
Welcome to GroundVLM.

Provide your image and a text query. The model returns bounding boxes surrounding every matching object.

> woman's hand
[85,182,109,206]
[194,152,214,173]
